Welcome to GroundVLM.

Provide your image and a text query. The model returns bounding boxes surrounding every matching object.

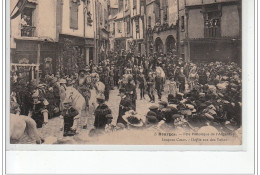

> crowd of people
[10,50,242,140]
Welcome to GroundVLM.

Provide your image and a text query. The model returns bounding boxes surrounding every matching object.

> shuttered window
[70,0,80,30]
[133,0,137,9]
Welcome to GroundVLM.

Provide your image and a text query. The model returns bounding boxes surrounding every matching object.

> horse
[89,81,105,110]
[10,114,43,144]
[64,86,87,130]
[156,66,166,83]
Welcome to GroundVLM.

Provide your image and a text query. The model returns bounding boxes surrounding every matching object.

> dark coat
[62,107,79,132]
[94,103,112,129]
[117,96,134,125]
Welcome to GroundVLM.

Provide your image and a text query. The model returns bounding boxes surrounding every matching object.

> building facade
[108,0,178,56]
[10,0,58,81]
[146,0,178,55]
[10,0,108,79]
[178,0,241,63]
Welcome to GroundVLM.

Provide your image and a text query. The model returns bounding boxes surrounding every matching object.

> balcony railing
[204,27,220,38]
[21,26,36,37]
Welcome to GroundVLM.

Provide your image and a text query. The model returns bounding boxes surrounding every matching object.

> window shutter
[133,0,137,8]
[70,0,79,29]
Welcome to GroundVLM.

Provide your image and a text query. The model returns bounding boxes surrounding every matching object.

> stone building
[178,0,242,63]
[146,0,178,55]
[108,0,146,55]
[10,0,109,79]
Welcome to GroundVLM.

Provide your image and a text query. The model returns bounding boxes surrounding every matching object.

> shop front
[12,38,57,83]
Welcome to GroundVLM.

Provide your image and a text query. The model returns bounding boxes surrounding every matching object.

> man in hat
[30,89,49,128]
[117,88,134,126]
[146,105,162,122]
[94,94,112,130]
[61,98,79,136]
[155,72,163,101]
[137,70,146,100]
[124,75,137,110]
[147,72,155,103]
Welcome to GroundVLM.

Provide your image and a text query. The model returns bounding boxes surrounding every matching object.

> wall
[61,0,84,37]
[115,17,125,38]
[146,3,156,28]
[221,5,240,37]
[35,0,57,40]
[188,9,204,38]
[168,0,178,25]
[10,0,58,48]
[85,0,95,38]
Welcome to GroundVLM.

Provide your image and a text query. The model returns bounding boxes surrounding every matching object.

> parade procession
[9,0,242,144]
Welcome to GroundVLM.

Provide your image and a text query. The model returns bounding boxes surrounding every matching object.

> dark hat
[146,115,159,124]
[105,114,113,119]
[149,105,158,110]
[123,115,144,127]
[176,93,184,100]
[159,101,168,107]
[167,106,178,114]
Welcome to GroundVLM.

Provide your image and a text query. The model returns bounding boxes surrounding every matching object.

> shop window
[70,0,80,30]
[21,8,35,37]
[181,16,185,31]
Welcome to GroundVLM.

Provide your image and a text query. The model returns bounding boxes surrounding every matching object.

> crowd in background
[10,50,242,137]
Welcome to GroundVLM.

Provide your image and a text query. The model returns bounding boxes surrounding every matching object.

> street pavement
[17,85,171,144]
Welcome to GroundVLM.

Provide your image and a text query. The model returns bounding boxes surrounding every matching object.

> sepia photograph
[9,0,242,146]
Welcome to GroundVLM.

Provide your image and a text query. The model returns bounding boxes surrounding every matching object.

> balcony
[21,26,36,37]
[204,27,221,38]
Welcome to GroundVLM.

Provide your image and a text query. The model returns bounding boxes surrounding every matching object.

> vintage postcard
[8,0,242,147]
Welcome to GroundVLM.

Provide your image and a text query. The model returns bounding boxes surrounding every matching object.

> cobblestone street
[18,86,170,144]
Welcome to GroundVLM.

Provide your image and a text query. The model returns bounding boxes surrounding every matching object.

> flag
[10,0,28,19]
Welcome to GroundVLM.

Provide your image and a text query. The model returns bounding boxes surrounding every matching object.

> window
[162,0,168,22]
[133,0,137,9]
[181,16,185,31]
[204,5,221,38]
[70,0,80,29]
[21,8,35,37]
[99,3,103,25]
[135,18,139,33]
[127,18,130,34]
[148,16,151,27]
[125,0,129,10]
[113,23,115,35]
[119,0,123,11]
[118,21,122,33]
